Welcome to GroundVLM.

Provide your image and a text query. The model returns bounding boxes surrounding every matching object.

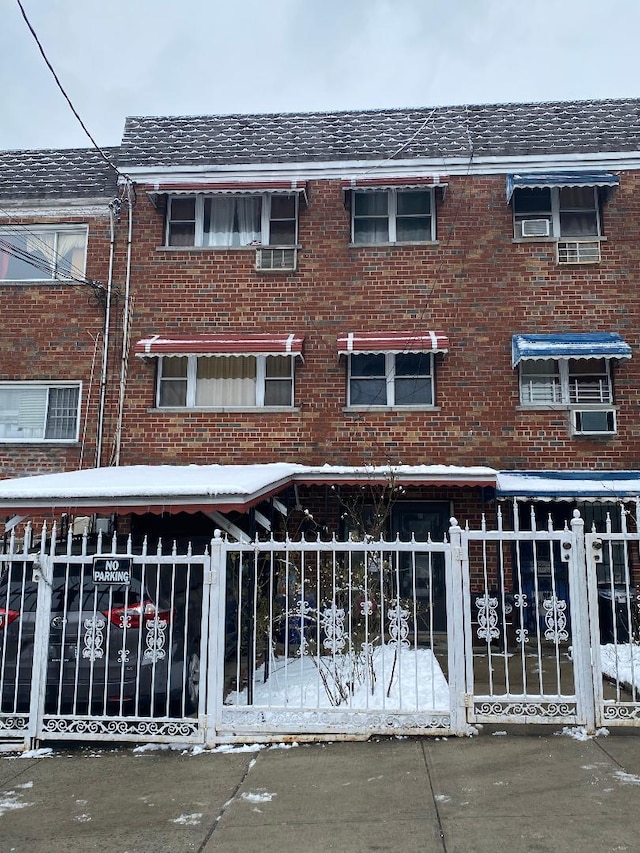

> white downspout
[96,197,119,467]
[113,182,134,466]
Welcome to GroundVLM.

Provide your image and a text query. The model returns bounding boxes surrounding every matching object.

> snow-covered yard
[600,644,640,695]
[226,645,450,711]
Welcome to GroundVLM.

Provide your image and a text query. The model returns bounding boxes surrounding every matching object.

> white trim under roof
[121,151,640,186]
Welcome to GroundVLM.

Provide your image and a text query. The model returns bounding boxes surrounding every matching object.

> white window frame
[513,186,601,240]
[0,381,82,443]
[0,225,88,282]
[165,194,299,248]
[346,352,435,407]
[351,188,435,244]
[156,355,296,408]
[519,359,613,407]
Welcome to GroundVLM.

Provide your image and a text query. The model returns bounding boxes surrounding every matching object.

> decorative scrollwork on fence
[321,604,346,653]
[144,617,167,662]
[543,596,569,643]
[388,605,410,648]
[475,594,499,640]
[82,617,105,661]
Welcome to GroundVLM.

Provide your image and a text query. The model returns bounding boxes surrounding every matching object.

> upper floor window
[0,383,81,442]
[157,355,295,408]
[0,227,87,282]
[513,187,601,240]
[519,358,613,406]
[166,194,298,248]
[352,189,434,244]
[347,352,435,407]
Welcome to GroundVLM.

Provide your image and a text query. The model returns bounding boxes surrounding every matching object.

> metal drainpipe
[113,182,134,466]
[95,198,118,468]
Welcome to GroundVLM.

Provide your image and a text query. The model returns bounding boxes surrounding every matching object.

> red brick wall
[0,211,115,478]
[117,174,640,470]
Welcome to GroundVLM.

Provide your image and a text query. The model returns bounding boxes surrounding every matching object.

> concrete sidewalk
[0,728,639,852]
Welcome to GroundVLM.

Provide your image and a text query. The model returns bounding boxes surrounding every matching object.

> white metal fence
[1,509,640,749]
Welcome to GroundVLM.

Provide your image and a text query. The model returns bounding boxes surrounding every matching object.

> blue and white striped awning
[512,333,632,367]
[506,171,620,202]
[497,471,640,501]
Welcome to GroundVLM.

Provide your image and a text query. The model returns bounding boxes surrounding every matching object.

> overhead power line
[14,0,126,179]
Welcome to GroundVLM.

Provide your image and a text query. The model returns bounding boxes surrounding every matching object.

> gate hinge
[453,547,464,561]
[464,693,473,708]
[198,714,208,729]
[204,569,217,585]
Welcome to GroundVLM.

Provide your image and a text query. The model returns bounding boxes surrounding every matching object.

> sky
[1,0,640,152]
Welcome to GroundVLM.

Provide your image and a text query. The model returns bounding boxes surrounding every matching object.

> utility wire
[14,0,127,180]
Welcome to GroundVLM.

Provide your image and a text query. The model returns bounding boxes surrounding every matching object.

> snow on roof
[497,471,640,501]
[0,463,497,514]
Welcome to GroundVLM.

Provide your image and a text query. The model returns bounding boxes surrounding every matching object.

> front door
[392,502,450,632]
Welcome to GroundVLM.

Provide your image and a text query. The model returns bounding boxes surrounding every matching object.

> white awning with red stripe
[135,333,305,358]
[337,331,449,355]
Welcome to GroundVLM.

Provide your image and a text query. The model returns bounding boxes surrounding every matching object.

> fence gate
[205,533,467,740]
[459,511,594,727]
[585,522,640,727]
[0,523,210,748]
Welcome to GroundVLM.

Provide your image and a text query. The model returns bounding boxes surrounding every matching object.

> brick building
[1,98,640,546]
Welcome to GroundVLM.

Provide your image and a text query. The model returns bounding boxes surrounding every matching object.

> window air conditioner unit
[557,240,601,264]
[256,246,297,271]
[521,218,550,238]
[571,408,616,436]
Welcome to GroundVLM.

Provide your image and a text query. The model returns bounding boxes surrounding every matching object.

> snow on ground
[241,792,276,803]
[19,748,53,759]
[0,789,34,817]
[226,645,450,711]
[600,644,640,692]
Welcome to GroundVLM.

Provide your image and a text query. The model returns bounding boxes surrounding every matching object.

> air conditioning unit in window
[571,408,616,436]
[256,247,297,271]
[521,218,551,238]
[557,240,601,264]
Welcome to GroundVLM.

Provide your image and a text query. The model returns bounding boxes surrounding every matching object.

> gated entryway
[1,509,639,748]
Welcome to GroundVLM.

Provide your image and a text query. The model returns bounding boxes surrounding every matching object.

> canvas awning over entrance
[0,464,497,518]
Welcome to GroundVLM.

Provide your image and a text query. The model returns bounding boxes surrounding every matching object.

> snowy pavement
[0,730,640,851]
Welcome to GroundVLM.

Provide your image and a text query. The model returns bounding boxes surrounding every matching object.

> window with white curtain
[0,383,81,441]
[166,194,298,248]
[0,227,88,281]
[513,187,601,239]
[156,355,295,408]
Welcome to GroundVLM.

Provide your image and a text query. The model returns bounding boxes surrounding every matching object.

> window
[352,189,434,244]
[166,194,298,248]
[347,353,434,407]
[513,187,601,240]
[0,227,87,282]
[157,355,295,408]
[0,383,81,441]
[519,358,612,406]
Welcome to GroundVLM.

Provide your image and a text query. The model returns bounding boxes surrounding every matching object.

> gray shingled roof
[0,147,119,200]
[119,98,640,169]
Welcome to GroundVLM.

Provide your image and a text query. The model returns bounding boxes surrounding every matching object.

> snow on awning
[341,175,448,193]
[0,464,496,517]
[337,331,449,355]
[512,333,632,367]
[506,171,620,202]
[497,470,640,502]
[135,333,305,359]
